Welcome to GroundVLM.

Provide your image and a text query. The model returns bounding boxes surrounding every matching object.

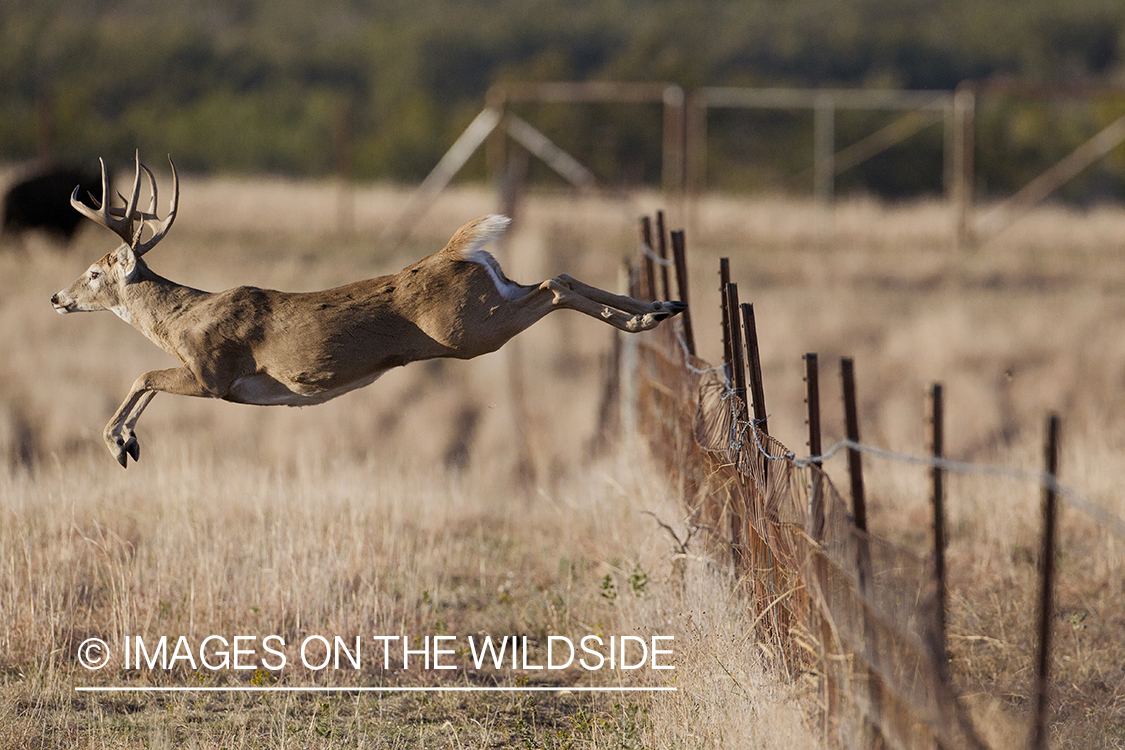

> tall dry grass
[0,179,820,748]
[0,175,1123,746]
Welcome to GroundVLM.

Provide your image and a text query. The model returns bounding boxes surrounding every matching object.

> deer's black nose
[50,293,59,305]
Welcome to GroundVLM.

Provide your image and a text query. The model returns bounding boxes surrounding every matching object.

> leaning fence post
[741,303,769,436]
[670,229,695,356]
[1032,414,1061,750]
[741,302,770,496]
[930,383,949,667]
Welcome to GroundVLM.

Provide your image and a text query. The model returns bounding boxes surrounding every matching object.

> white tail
[52,154,687,467]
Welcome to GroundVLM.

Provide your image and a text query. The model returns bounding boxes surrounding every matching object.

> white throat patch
[110,305,132,324]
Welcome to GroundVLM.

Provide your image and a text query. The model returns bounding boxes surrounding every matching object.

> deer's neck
[121,271,210,357]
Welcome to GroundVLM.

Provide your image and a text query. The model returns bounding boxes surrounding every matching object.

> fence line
[636,336,987,749]
[624,215,1122,748]
[663,314,1125,542]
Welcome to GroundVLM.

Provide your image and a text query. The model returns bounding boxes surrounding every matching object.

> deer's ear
[115,244,137,278]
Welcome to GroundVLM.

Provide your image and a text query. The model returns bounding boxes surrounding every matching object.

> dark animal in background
[2,163,109,245]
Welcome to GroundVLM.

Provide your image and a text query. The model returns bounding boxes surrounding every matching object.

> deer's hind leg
[552,274,685,317]
[534,278,686,333]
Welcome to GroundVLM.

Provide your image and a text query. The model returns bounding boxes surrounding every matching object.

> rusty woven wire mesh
[636,323,988,750]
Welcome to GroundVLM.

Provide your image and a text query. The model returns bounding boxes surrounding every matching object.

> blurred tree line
[3,0,1125,199]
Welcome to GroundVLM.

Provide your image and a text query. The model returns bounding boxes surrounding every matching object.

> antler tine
[142,162,158,217]
[70,156,137,246]
[123,153,143,241]
[97,156,111,209]
[131,156,179,258]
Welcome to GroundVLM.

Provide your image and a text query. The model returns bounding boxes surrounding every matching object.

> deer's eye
[88,269,102,281]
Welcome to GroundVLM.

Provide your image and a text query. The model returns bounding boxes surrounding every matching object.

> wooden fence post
[1032,414,1061,750]
[953,82,976,249]
[498,153,537,491]
[814,92,836,204]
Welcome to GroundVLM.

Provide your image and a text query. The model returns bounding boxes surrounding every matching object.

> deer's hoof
[124,436,140,463]
[106,432,139,468]
[652,300,687,318]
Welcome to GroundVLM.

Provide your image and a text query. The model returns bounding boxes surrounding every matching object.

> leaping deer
[51,154,686,467]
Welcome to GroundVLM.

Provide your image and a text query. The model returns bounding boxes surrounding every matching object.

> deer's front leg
[105,367,212,468]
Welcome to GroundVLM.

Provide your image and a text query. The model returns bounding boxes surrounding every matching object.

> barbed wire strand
[667,319,1125,541]
[639,241,676,267]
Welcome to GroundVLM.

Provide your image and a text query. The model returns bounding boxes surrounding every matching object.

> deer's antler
[71,151,178,257]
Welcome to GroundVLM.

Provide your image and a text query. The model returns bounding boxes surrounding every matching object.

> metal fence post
[841,357,883,747]
[1032,414,1061,750]
[640,216,656,301]
[670,229,695,357]
[806,353,824,540]
[725,284,748,417]
[931,382,949,668]
[840,357,867,532]
[741,302,770,492]
[804,351,835,741]
[720,259,733,385]
[741,303,769,436]
[725,282,748,576]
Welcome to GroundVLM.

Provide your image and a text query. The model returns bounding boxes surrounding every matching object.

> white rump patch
[465,250,523,300]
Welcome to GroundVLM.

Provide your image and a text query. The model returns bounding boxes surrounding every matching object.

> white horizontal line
[76,686,676,693]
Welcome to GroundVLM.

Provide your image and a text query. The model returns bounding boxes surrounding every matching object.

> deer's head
[51,153,178,320]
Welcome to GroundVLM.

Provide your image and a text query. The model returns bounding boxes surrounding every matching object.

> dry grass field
[0,172,1123,748]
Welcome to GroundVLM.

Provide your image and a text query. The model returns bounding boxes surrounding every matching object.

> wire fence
[637,328,990,749]
[620,212,1125,748]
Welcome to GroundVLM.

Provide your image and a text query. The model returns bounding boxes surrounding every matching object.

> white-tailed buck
[52,154,686,467]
